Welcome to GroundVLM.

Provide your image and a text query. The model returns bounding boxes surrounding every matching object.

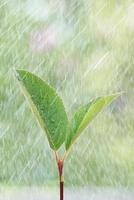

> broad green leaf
[15,70,69,150]
[66,94,120,150]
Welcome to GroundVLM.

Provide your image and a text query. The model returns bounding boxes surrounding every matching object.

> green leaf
[15,69,69,150]
[66,94,120,150]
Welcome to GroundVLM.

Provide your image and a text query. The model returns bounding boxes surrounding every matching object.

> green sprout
[15,69,121,200]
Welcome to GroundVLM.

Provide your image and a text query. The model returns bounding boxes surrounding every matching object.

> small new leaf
[66,94,120,150]
[16,70,69,150]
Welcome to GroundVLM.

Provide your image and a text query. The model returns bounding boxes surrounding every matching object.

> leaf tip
[14,69,20,79]
[14,69,28,82]
[110,91,124,100]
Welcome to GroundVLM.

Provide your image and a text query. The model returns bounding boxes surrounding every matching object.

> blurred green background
[0,0,134,188]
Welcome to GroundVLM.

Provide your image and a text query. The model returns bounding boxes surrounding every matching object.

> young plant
[15,69,121,200]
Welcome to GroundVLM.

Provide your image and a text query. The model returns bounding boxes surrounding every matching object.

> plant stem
[54,151,64,200]
[60,180,64,200]
[58,160,64,200]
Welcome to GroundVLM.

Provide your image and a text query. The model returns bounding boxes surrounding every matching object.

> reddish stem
[58,160,64,200]
[54,152,64,200]
[60,181,64,200]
